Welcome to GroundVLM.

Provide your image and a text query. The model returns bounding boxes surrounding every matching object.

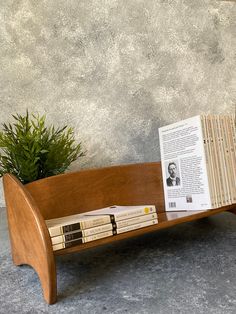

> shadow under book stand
[3,162,236,304]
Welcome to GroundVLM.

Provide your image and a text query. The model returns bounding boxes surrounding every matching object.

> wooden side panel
[3,174,57,304]
[26,162,165,220]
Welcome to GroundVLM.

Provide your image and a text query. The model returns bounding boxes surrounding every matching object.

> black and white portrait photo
[166,161,181,187]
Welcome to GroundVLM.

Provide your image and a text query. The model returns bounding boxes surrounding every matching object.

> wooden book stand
[3,162,236,304]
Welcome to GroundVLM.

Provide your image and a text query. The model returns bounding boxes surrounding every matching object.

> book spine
[83,230,114,243]
[206,115,217,208]
[115,219,158,234]
[227,116,236,203]
[51,223,115,245]
[52,230,114,251]
[51,230,83,245]
[229,115,236,203]
[217,116,230,205]
[48,223,82,237]
[115,213,157,229]
[201,115,215,208]
[210,115,223,207]
[215,116,227,206]
[82,223,114,236]
[80,216,112,229]
[220,116,232,204]
[48,216,111,237]
[114,206,156,222]
[52,238,83,251]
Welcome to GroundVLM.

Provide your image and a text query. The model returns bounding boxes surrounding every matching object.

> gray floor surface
[0,207,236,314]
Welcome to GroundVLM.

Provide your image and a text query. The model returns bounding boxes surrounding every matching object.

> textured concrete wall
[0,0,235,206]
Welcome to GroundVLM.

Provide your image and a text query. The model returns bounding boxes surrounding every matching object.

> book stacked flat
[46,205,158,251]
[46,213,115,251]
[159,114,236,211]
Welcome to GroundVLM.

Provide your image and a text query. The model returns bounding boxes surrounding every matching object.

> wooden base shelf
[55,206,234,256]
[3,162,236,304]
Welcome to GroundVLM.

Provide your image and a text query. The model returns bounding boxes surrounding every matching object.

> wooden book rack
[3,162,236,304]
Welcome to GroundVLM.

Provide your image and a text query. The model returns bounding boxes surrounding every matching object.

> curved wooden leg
[11,248,57,304]
[36,261,57,305]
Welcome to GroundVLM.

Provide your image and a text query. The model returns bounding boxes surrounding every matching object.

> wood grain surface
[25,162,165,220]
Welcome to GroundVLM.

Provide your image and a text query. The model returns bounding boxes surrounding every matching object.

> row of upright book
[159,114,236,211]
[46,205,158,251]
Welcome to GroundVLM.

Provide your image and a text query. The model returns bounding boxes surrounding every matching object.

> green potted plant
[0,111,85,184]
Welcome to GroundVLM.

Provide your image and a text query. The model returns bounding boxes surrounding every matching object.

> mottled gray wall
[0,0,235,206]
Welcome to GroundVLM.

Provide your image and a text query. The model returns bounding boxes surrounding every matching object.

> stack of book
[159,114,236,211]
[46,205,158,251]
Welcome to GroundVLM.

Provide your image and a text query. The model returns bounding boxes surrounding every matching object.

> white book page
[159,115,212,211]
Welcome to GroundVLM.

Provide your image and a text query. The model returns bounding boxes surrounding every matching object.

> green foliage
[0,111,85,184]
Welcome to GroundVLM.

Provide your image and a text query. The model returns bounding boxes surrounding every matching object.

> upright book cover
[159,115,212,211]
